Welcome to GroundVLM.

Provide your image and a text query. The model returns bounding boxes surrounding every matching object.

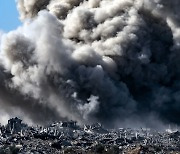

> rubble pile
[0,118,179,154]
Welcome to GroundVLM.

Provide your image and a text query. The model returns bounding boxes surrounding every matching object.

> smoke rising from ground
[0,0,179,128]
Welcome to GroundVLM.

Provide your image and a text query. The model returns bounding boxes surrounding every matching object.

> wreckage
[0,118,179,153]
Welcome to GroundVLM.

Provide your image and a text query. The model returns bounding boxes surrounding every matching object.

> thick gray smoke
[0,0,180,128]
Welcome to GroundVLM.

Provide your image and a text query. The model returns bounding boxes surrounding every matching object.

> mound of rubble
[0,118,179,154]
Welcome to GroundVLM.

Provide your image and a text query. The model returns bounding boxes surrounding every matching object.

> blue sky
[0,0,21,32]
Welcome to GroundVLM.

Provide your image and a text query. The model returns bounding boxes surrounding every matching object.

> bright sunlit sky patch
[0,0,21,32]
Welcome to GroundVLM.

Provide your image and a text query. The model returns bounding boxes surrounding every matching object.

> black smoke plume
[0,0,179,128]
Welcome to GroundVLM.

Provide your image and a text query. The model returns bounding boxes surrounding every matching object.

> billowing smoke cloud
[0,30,4,44]
[0,0,179,128]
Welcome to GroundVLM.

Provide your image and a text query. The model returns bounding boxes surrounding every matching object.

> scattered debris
[0,118,179,153]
